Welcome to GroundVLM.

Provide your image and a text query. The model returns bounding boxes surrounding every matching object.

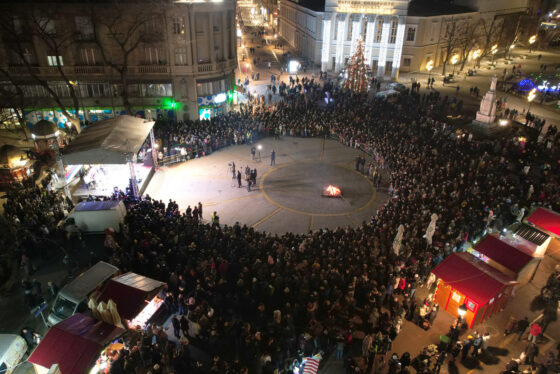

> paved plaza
[146,137,388,234]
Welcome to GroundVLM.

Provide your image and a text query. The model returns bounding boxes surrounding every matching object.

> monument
[472,75,502,134]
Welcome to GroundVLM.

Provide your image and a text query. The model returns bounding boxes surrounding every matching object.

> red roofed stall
[432,252,516,328]
[97,272,166,329]
[471,234,540,285]
[28,313,124,374]
[526,208,560,256]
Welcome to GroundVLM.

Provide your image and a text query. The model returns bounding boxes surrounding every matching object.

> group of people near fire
[4,76,560,374]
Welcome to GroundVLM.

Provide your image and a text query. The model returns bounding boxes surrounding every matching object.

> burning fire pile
[322,185,342,198]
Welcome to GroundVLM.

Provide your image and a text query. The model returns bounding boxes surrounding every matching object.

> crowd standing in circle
[4,79,560,374]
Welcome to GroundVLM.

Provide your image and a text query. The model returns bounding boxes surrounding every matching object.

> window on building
[75,16,94,39]
[375,18,383,43]
[361,18,368,40]
[175,47,187,65]
[12,16,22,34]
[213,14,220,32]
[141,83,172,97]
[371,60,378,74]
[79,48,96,65]
[195,17,205,34]
[144,47,163,65]
[172,17,185,35]
[40,17,56,35]
[346,17,352,41]
[385,61,393,75]
[389,18,398,44]
[406,27,416,42]
[403,57,411,67]
[145,15,161,34]
[47,55,63,66]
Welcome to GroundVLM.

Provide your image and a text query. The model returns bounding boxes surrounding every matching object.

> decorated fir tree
[343,39,369,94]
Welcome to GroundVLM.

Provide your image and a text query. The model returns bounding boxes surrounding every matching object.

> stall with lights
[96,272,166,330]
[432,252,516,328]
[0,145,34,188]
[27,313,124,374]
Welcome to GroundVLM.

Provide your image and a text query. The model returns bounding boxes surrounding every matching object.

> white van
[47,262,119,326]
[375,89,400,103]
[64,200,126,233]
[0,335,27,374]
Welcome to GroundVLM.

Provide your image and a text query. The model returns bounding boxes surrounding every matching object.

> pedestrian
[198,202,203,219]
[451,341,461,362]
[504,315,516,336]
[251,146,256,160]
[172,315,181,338]
[461,336,473,360]
[481,332,490,353]
[517,316,529,341]
[472,332,482,358]
[270,149,275,166]
[528,322,542,343]
[237,171,242,188]
[47,281,59,300]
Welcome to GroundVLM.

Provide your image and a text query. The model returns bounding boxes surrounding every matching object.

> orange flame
[325,185,341,196]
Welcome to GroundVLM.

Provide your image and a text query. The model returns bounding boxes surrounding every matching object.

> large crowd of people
[4,79,560,373]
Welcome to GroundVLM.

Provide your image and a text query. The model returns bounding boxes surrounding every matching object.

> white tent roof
[62,115,154,165]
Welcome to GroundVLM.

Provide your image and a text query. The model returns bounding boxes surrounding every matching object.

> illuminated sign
[214,93,227,103]
[337,0,398,14]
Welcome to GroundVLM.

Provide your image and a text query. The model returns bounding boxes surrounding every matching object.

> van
[0,335,27,374]
[64,200,126,233]
[375,90,400,103]
[47,262,119,326]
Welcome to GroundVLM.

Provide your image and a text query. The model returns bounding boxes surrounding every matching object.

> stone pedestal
[471,75,502,135]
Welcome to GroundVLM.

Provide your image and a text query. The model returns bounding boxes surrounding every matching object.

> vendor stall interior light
[499,119,509,126]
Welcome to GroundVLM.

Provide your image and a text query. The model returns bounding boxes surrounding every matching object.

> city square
[0,0,559,374]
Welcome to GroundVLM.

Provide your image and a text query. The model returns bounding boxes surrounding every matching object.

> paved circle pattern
[260,162,376,216]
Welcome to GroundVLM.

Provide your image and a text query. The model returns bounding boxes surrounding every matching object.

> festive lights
[378,22,390,73]
[321,19,332,64]
[335,17,347,69]
[343,40,369,94]
[392,23,405,69]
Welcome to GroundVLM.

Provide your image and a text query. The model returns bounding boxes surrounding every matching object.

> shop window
[451,292,461,303]
[466,299,477,312]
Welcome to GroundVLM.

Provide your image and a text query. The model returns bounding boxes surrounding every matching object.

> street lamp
[457,304,467,326]
[527,88,537,112]
[491,44,498,65]
[426,60,434,85]
[451,54,459,75]
[529,35,537,52]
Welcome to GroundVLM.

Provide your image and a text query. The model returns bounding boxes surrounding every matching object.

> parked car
[388,82,407,92]
[443,74,456,83]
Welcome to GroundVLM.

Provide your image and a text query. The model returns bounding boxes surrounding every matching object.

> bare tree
[456,19,478,72]
[0,68,32,140]
[501,14,522,60]
[0,9,82,132]
[88,0,164,114]
[474,16,502,69]
[441,17,462,76]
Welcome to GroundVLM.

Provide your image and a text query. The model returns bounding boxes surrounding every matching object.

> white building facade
[279,0,530,79]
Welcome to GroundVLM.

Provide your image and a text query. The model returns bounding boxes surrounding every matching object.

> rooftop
[408,0,475,16]
[286,0,325,12]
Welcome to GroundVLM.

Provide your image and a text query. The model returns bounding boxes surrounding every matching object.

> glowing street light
[451,53,459,75]
[472,49,481,60]
[527,88,537,112]
[529,35,537,44]
[426,60,434,85]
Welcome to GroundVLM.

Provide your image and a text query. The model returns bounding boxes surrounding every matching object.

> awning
[98,273,165,320]
[61,115,154,165]
[526,208,560,237]
[432,252,515,305]
[28,314,124,374]
[473,234,533,273]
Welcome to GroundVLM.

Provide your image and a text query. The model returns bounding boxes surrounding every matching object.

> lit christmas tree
[343,39,369,94]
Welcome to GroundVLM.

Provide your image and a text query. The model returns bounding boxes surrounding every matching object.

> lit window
[173,17,185,35]
[406,27,416,42]
[375,18,383,43]
[47,56,63,66]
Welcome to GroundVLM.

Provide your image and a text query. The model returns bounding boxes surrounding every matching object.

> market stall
[525,208,560,255]
[469,234,539,285]
[61,115,154,198]
[96,272,166,329]
[0,145,34,188]
[514,223,551,257]
[27,313,124,374]
[432,252,516,328]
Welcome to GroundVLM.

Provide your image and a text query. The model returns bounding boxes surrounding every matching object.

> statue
[490,74,497,92]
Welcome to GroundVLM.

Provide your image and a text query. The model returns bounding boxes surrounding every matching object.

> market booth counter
[27,313,124,374]
[525,208,560,256]
[95,272,166,330]
[432,252,517,328]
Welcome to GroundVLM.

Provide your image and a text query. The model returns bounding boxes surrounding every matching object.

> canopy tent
[472,234,534,274]
[28,313,124,374]
[526,208,560,237]
[514,223,551,257]
[98,272,165,320]
[61,116,154,165]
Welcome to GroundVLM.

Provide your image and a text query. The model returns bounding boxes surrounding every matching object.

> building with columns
[0,0,237,127]
[279,0,531,79]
